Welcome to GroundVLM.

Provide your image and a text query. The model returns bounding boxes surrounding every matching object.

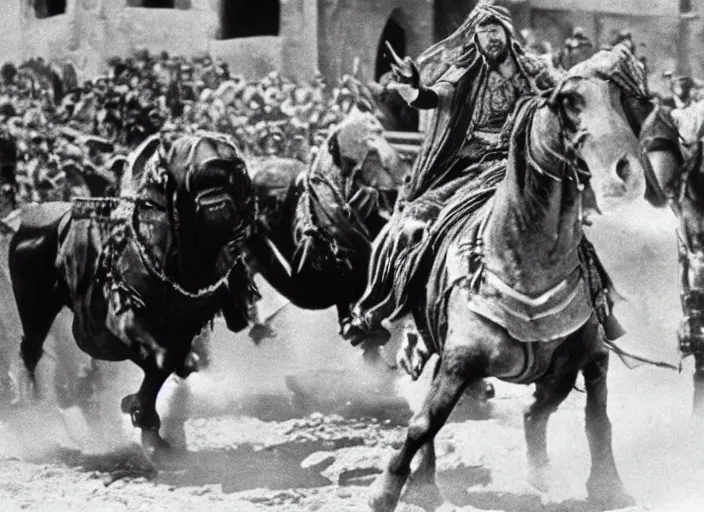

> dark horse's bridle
[98,134,254,308]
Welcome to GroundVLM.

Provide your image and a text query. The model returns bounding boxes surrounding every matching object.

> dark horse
[369,48,649,512]
[9,131,258,457]
[247,108,408,335]
[640,103,704,416]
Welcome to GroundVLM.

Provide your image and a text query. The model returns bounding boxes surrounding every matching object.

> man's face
[476,23,509,61]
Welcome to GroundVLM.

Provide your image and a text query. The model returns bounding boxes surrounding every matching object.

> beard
[480,43,510,67]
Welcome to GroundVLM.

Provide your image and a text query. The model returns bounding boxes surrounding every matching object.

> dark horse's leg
[10,231,65,395]
[368,352,470,512]
[120,364,174,460]
[583,350,634,508]
[524,370,578,492]
[111,311,186,461]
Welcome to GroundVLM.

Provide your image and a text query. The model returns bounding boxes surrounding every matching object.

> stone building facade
[0,0,698,91]
[528,0,699,92]
[0,0,317,83]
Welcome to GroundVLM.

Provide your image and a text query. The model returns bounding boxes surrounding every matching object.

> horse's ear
[328,131,343,169]
[157,132,174,163]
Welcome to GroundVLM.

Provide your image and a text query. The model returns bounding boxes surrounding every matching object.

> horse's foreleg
[401,441,443,511]
[369,355,468,512]
[583,352,634,508]
[120,366,172,459]
[524,372,577,492]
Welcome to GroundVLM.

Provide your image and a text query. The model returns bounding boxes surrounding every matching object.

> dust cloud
[0,198,702,510]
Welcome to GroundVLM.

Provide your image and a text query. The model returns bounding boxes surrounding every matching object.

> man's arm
[385,41,443,110]
[387,83,439,109]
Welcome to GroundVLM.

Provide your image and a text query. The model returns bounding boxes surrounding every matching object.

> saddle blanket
[467,264,594,343]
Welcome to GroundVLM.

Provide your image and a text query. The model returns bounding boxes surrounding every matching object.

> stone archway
[375,8,408,81]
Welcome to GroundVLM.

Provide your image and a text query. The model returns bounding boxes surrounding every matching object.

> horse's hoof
[342,323,391,347]
[249,323,277,344]
[401,479,444,511]
[141,429,182,468]
[121,394,139,415]
[175,352,199,378]
[527,464,552,493]
[481,381,495,401]
[368,471,406,512]
[587,477,635,510]
[8,369,39,405]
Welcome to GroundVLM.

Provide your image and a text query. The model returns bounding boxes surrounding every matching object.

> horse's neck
[484,106,583,295]
[313,149,347,194]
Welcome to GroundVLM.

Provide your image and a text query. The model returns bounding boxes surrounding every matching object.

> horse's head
[548,46,649,212]
[126,131,256,289]
[324,106,408,192]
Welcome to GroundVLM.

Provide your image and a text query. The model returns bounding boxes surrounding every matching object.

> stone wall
[0,0,317,83]
[316,0,434,82]
[529,7,680,94]
[8,0,218,81]
[527,0,688,94]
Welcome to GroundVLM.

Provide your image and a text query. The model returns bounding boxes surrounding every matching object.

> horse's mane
[121,134,161,196]
[121,131,242,196]
[569,45,649,99]
[511,96,565,221]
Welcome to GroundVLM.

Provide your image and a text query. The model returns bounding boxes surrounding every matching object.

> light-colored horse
[370,49,648,512]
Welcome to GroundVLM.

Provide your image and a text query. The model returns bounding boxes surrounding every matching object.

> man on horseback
[342,1,554,344]
[343,0,622,349]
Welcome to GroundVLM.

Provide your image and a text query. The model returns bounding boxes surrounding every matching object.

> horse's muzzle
[194,189,243,244]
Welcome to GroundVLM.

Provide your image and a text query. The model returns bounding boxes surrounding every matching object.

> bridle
[529,75,594,190]
[102,134,253,302]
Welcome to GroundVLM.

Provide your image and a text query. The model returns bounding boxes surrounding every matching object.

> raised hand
[386,41,421,89]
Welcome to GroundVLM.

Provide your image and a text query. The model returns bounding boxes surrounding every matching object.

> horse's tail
[8,206,68,377]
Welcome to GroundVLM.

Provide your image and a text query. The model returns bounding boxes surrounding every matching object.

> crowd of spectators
[1,27,704,206]
[0,49,380,204]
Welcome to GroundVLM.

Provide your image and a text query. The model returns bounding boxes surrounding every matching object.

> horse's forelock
[569,46,648,99]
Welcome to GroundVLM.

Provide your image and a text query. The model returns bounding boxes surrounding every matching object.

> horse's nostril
[615,157,631,182]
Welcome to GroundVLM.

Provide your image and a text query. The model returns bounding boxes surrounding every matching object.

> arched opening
[218,0,280,40]
[34,0,67,18]
[373,9,419,131]
[375,9,407,81]
[145,0,173,6]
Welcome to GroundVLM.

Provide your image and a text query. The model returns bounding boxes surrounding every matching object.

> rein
[534,75,592,187]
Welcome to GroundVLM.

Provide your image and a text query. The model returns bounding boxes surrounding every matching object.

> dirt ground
[0,202,703,512]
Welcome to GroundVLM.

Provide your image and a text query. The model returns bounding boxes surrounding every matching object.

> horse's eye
[561,92,583,112]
